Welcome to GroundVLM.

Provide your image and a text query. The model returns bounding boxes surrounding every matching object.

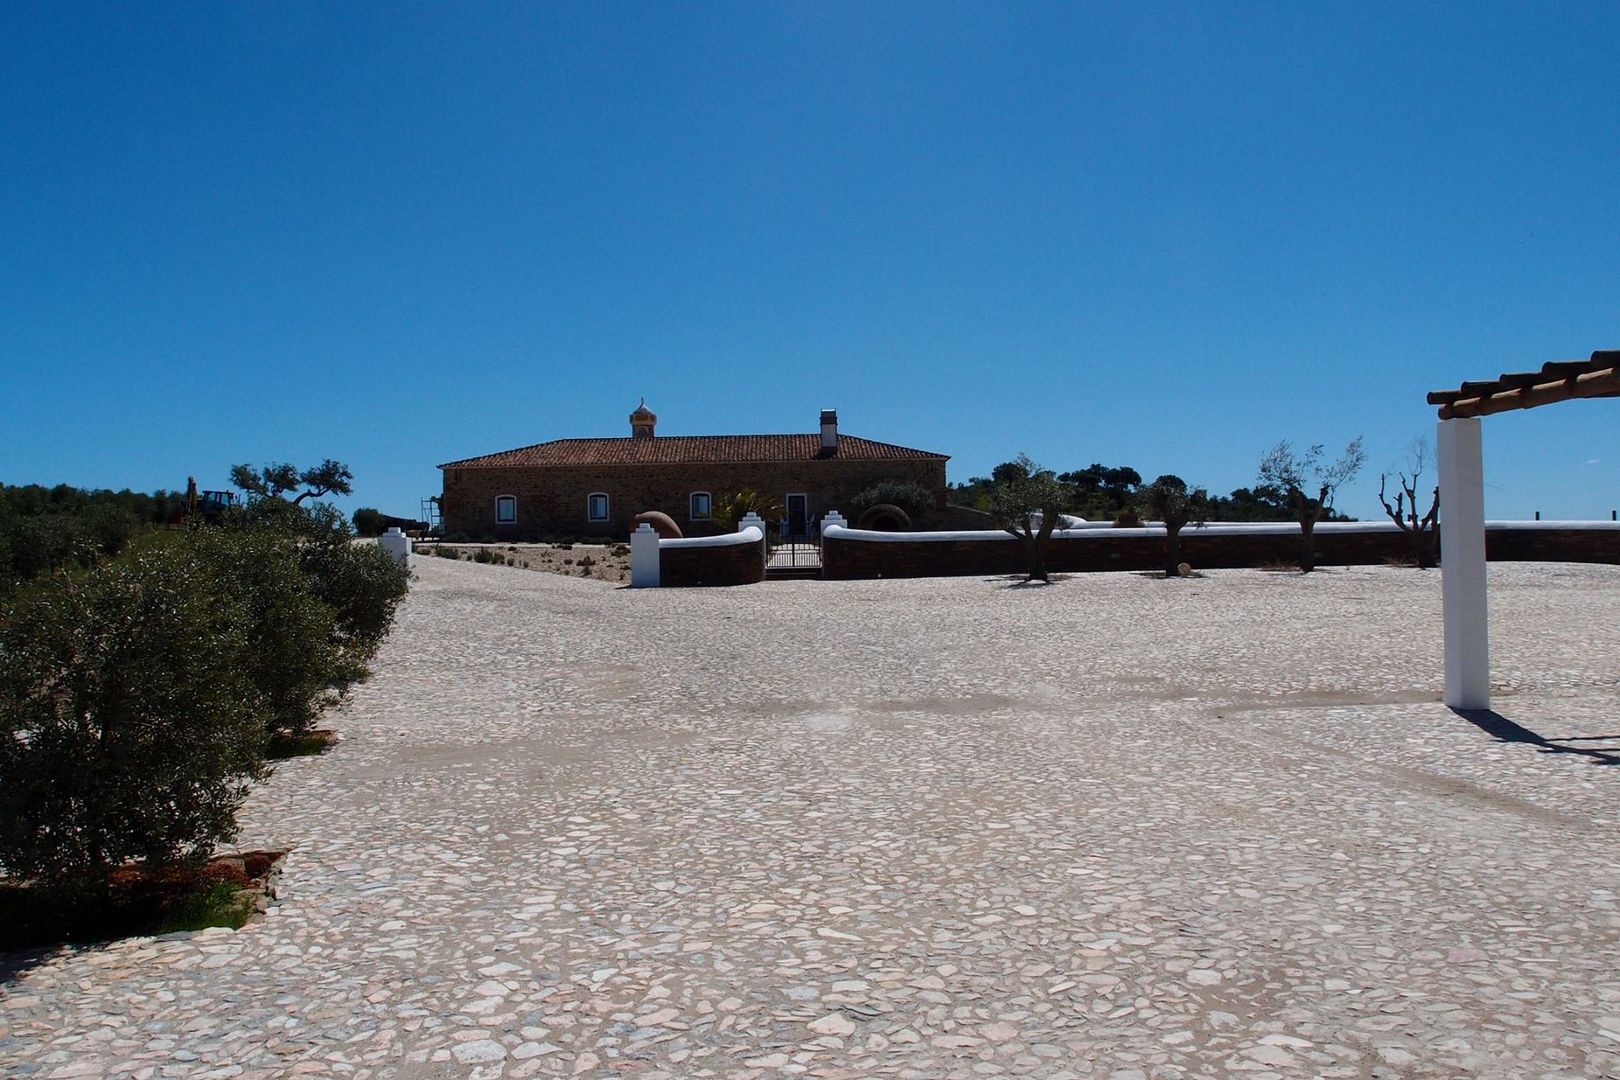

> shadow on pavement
[1454,708,1620,765]
[0,943,74,985]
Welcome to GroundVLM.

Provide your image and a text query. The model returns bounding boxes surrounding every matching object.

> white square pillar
[1437,417,1489,709]
[630,523,661,588]
[378,527,411,567]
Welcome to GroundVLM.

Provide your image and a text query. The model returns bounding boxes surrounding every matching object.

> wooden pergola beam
[1429,350,1620,419]
[1435,364,1620,419]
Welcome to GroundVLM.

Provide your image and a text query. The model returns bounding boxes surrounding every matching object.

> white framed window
[586,492,610,521]
[689,491,712,521]
[495,495,517,524]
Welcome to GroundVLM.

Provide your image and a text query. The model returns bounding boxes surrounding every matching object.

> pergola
[1427,349,1620,709]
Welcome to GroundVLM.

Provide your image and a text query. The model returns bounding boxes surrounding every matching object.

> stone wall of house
[440,458,947,539]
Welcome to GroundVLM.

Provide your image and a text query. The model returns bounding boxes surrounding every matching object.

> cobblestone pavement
[4,559,1620,1079]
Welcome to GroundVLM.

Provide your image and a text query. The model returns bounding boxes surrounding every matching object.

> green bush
[351,508,384,537]
[185,526,341,738]
[0,546,268,896]
[230,501,407,672]
[0,491,408,901]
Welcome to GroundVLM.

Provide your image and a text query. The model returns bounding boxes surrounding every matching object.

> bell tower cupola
[630,398,657,439]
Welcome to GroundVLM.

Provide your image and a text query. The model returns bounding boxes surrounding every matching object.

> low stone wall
[821,522,1620,580]
[659,531,767,587]
[1484,522,1620,564]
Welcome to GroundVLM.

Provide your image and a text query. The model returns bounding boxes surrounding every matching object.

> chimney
[820,409,838,450]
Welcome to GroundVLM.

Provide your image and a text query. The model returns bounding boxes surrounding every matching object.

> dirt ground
[415,542,631,584]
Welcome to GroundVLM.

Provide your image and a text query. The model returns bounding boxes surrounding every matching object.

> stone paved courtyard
[4,558,1620,1079]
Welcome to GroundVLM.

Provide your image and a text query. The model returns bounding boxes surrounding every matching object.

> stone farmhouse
[437,403,949,539]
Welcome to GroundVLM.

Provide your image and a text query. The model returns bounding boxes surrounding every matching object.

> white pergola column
[1437,417,1489,709]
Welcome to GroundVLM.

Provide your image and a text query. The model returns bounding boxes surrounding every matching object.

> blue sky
[3,2,1617,521]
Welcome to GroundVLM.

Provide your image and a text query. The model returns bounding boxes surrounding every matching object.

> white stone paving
[3,559,1620,1079]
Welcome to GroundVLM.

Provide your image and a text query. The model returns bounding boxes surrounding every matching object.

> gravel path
[4,559,1619,1079]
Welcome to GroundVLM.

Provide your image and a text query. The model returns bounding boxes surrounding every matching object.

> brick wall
[822,525,1620,579]
[441,458,947,539]
[660,535,768,587]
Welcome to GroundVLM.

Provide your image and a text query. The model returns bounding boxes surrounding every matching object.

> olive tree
[1257,437,1366,572]
[230,459,354,504]
[1143,475,1211,577]
[989,454,1069,582]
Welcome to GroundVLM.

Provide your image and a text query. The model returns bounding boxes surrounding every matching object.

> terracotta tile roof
[440,434,949,469]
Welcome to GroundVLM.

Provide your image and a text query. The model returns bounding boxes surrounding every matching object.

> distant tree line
[949,460,1353,526]
[0,483,189,596]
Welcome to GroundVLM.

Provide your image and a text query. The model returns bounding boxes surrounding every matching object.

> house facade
[437,404,949,539]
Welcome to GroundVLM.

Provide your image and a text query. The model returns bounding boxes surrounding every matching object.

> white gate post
[378,527,411,567]
[1438,417,1489,709]
[738,512,767,571]
[630,523,661,588]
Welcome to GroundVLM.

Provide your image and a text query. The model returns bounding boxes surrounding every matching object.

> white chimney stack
[819,409,839,450]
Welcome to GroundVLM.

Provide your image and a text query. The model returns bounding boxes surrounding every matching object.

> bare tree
[1257,437,1366,572]
[989,453,1069,582]
[1377,438,1440,568]
[1144,475,1211,577]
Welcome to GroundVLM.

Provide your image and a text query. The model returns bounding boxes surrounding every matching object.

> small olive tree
[1378,438,1440,569]
[1144,475,1211,577]
[1258,437,1366,572]
[989,453,1069,582]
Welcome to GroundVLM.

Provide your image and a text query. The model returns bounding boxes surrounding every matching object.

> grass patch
[150,880,256,935]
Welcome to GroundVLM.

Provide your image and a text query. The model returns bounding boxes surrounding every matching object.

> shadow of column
[1452,708,1620,765]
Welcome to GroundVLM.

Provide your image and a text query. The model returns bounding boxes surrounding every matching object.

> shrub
[184,526,341,738]
[225,500,408,679]
[308,541,408,669]
[351,508,384,537]
[0,547,268,897]
[473,547,496,564]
